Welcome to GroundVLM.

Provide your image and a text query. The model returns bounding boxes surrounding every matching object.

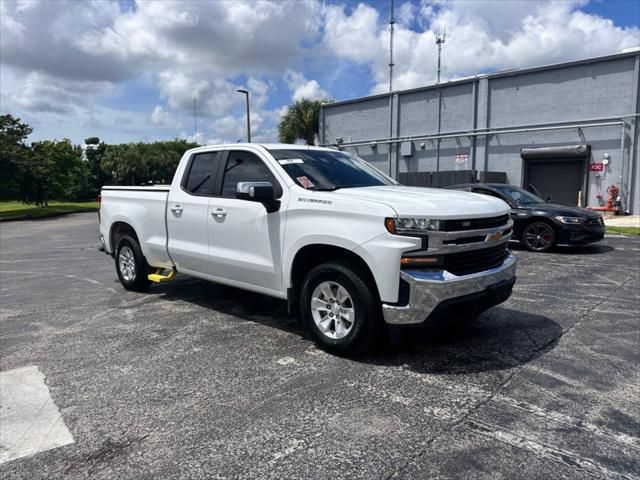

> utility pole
[435,27,446,84]
[236,89,251,142]
[388,0,395,92]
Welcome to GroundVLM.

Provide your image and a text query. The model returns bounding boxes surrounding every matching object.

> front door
[167,151,219,274]
[207,149,286,293]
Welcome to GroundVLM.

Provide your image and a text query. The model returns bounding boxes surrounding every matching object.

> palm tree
[278,98,331,145]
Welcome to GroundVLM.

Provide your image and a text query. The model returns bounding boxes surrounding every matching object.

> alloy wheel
[118,245,136,282]
[310,281,355,340]
[524,223,554,251]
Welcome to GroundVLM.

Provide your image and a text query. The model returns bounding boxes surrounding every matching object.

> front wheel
[115,235,152,291]
[521,221,556,252]
[300,261,382,355]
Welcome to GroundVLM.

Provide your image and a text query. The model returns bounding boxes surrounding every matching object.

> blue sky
[1,0,638,145]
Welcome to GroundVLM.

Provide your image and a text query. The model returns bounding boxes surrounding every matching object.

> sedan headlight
[385,217,441,234]
[554,216,587,224]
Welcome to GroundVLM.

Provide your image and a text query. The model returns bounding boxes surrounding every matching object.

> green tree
[278,99,331,145]
[84,138,111,195]
[0,114,33,199]
[100,139,197,186]
[26,139,84,206]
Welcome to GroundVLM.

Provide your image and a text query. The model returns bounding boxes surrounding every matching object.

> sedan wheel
[522,221,556,252]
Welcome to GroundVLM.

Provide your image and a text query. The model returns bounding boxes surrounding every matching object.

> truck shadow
[152,277,562,375]
[363,307,563,374]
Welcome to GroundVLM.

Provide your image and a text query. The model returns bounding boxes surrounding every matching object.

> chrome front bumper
[382,252,517,325]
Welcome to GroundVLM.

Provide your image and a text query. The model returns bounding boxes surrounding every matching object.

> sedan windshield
[492,185,545,205]
[268,149,397,191]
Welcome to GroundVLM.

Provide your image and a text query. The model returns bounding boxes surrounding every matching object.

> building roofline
[322,49,640,110]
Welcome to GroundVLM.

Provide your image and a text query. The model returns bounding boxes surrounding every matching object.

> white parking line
[0,366,74,464]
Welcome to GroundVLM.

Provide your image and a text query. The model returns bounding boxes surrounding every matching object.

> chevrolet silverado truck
[99,144,516,354]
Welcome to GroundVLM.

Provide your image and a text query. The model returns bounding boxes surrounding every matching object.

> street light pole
[236,89,251,142]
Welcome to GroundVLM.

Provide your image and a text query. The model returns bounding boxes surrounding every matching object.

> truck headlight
[554,216,586,224]
[385,217,441,234]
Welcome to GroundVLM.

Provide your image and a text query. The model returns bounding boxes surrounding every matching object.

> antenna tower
[435,27,446,84]
[389,0,395,92]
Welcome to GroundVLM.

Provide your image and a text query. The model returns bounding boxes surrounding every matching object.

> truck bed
[100,186,173,267]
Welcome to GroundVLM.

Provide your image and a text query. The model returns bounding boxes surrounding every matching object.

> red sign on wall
[589,163,605,172]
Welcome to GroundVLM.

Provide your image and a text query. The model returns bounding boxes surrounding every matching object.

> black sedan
[447,183,605,252]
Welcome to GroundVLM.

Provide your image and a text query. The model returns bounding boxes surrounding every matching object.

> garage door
[525,159,585,205]
[521,145,589,206]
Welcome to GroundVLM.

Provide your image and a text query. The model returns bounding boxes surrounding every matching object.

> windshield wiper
[311,184,362,191]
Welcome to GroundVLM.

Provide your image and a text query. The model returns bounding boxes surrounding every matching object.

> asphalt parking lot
[1,213,638,479]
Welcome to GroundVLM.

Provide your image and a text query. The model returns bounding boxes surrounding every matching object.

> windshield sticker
[278,158,304,165]
[297,176,315,189]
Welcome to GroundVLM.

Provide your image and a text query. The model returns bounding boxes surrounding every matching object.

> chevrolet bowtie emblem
[488,231,503,241]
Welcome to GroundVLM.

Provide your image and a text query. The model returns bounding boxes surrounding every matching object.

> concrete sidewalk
[603,215,640,227]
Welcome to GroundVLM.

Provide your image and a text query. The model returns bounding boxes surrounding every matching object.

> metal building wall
[320,51,640,214]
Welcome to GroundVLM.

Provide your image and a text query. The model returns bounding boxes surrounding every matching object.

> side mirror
[236,182,280,213]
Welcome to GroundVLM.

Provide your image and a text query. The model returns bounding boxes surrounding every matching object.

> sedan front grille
[443,243,509,276]
[584,217,604,226]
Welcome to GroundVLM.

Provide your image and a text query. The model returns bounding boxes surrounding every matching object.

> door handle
[211,208,227,218]
[170,205,183,214]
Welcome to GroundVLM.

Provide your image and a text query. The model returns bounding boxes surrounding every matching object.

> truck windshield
[492,185,545,204]
[268,149,397,191]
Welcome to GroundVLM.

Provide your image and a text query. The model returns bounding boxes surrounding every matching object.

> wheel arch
[109,221,140,256]
[288,244,379,313]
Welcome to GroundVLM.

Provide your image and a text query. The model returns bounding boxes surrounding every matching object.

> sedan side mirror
[236,182,280,213]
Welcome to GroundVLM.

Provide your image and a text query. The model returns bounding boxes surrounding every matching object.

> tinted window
[492,185,544,204]
[268,149,396,191]
[222,151,282,198]
[184,153,217,195]
[473,188,504,200]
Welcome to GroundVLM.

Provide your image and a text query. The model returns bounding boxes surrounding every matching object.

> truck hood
[332,185,510,219]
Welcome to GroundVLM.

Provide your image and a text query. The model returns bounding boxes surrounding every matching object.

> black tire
[115,234,152,292]
[521,221,556,252]
[300,261,383,355]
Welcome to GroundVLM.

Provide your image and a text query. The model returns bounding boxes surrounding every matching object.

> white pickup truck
[99,144,516,353]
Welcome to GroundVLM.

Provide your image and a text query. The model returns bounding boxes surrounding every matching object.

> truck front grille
[442,214,510,232]
[443,243,509,276]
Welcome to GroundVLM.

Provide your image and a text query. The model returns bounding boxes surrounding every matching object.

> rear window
[184,153,216,195]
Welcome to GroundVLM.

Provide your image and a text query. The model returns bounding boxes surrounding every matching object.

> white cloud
[396,2,416,27]
[76,0,321,78]
[0,0,321,143]
[209,107,283,143]
[323,3,382,65]
[150,106,181,128]
[323,0,640,94]
[284,70,330,102]
[1,0,638,146]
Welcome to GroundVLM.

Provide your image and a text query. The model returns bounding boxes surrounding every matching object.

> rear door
[167,151,220,274]
[207,149,287,293]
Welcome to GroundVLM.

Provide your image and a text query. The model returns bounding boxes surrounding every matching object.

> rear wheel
[521,221,556,252]
[300,261,382,355]
[115,234,152,291]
